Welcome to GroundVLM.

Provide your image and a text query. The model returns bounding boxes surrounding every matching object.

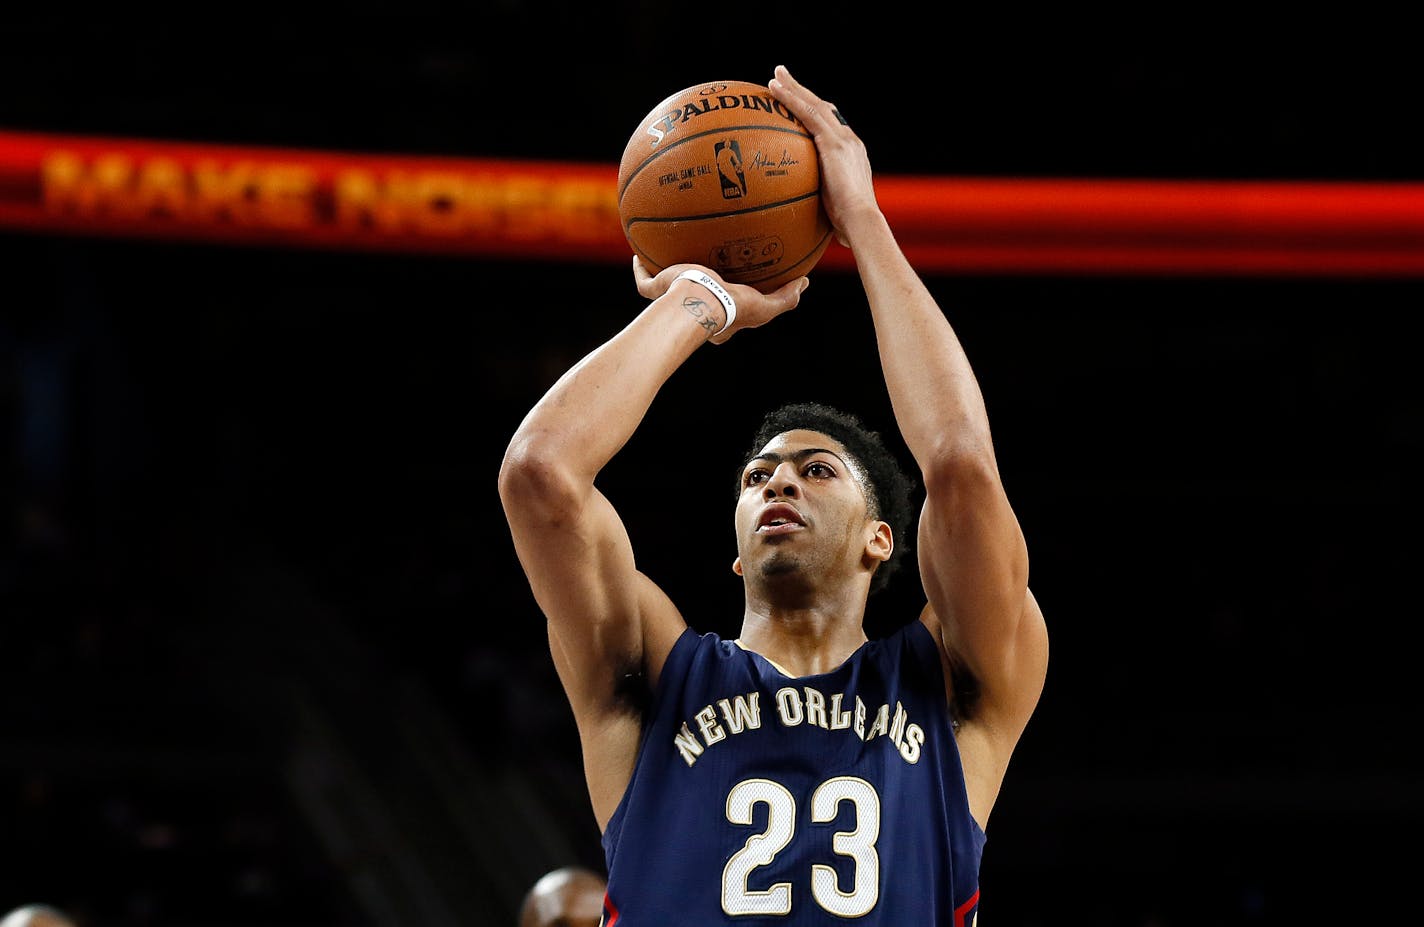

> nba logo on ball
[715,140,746,199]
[617,80,833,293]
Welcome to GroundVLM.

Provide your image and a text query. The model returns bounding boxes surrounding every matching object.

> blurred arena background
[2,7,1421,926]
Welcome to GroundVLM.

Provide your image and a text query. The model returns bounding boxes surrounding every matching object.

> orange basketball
[617,79,832,293]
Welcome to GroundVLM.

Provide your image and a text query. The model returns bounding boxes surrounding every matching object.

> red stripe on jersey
[954,888,980,927]
[602,891,619,927]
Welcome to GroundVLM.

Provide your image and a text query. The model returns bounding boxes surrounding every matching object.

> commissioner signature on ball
[749,150,801,169]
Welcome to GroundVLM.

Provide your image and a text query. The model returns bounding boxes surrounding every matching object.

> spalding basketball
[617,79,832,293]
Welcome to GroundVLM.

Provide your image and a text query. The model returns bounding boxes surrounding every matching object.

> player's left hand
[768,64,879,247]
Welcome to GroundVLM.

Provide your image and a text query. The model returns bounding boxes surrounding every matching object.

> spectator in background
[518,866,607,927]
[1,906,78,927]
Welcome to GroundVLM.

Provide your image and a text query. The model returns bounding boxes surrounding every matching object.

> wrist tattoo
[682,295,719,334]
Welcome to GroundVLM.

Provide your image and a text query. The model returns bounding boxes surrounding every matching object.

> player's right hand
[633,257,808,345]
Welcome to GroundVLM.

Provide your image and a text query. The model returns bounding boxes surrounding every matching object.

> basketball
[617,79,832,293]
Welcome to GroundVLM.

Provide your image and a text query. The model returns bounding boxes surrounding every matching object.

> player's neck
[735,607,868,678]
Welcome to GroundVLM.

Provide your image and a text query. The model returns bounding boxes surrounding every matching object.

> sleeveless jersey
[600,620,985,926]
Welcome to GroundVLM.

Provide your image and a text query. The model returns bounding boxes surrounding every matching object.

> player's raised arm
[769,65,1047,789]
[497,260,805,717]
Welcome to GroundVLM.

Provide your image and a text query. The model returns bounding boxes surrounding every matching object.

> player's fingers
[768,66,824,126]
[747,277,806,335]
[633,255,659,296]
[768,276,810,313]
[770,65,842,135]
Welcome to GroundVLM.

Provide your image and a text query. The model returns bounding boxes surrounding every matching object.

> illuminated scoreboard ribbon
[4,129,1424,276]
[0,129,632,262]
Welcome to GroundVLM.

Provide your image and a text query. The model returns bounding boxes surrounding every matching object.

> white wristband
[674,269,737,338]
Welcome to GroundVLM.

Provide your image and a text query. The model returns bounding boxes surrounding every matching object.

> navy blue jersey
[601,620,985,926]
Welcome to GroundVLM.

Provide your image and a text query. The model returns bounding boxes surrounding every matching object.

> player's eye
[805,461,834,479]
[745,468,770,485]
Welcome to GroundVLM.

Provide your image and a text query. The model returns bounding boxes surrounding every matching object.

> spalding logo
[643,89,801,148]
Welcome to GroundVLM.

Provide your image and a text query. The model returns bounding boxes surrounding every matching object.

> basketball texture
[617,80,832,293]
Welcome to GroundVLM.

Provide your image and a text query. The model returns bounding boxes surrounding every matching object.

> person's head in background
[1,906,78,927]
[518,866,607,927]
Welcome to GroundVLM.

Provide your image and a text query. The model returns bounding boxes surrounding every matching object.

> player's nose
[762,462,801,499]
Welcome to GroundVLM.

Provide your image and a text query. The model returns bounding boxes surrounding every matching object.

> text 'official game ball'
[617,79,833,293]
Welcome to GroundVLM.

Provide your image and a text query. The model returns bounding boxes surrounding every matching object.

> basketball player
[518,866,608,927]
[498,65,1048,925]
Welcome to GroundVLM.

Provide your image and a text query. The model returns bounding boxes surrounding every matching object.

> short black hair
[739,401,917,595]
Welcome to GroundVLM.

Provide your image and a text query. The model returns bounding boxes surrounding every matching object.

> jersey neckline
[728,634,875,681]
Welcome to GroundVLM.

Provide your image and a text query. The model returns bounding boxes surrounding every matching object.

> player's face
[734,429,875,587]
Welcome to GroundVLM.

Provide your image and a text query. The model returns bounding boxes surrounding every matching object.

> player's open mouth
[757,504,806,534]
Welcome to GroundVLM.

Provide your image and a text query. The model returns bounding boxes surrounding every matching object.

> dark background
[2,7,1421,926]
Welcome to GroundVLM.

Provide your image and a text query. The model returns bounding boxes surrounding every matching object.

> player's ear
[732,557,744,576]
[864,521,892,565]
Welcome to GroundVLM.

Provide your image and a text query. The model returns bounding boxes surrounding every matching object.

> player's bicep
[507,484,640,646]
[916,458,1032,705]
[505,483,681,705]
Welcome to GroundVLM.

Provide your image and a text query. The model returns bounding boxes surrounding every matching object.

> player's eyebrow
[746,447,848,469]
[744,445,873,506]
